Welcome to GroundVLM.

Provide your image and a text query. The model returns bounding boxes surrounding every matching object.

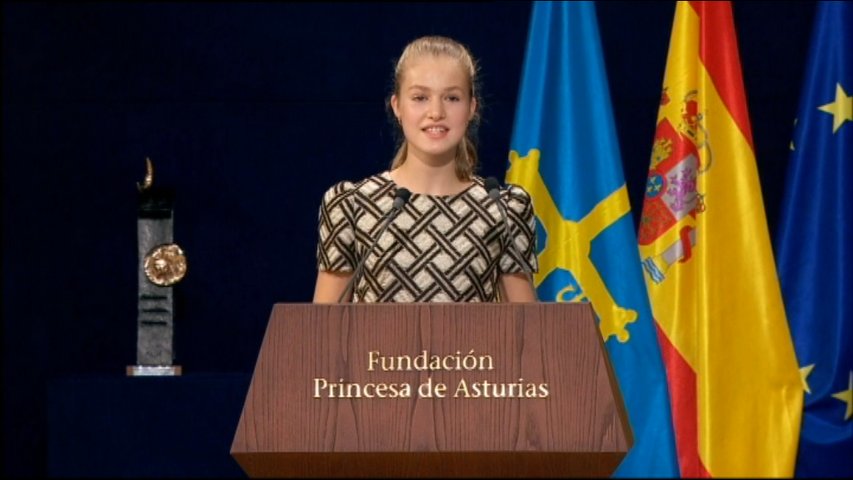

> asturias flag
[637,1,803,476]
[506,1,679,476]
[775,1,853,477]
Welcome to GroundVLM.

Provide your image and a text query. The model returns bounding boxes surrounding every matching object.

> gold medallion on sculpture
[144,243,187,286]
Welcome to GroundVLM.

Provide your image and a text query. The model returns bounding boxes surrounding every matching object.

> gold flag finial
[137,157,154,191]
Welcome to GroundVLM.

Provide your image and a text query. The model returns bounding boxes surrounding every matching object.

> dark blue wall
[2,1,816,476]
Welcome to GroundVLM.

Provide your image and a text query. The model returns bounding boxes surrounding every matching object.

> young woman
[313,36,537,303]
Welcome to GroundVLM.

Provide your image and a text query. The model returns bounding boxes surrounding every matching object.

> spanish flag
[637,2,803,477]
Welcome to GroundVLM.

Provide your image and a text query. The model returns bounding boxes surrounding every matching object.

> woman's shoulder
[321,172,393,200]
[502,182,534,215]
[504,182,532,201]
[464,175,531,205]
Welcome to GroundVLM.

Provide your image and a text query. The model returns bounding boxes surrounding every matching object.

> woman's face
[391,55,477,166]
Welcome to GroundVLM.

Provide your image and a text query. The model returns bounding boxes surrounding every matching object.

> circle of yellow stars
[793,81,852,422]
[791,82,853,151]
[800,365,852,421]
[818,83,852,133]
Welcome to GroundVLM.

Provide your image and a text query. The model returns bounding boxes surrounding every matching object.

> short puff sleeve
[499,184,539,275]
[316,181,357,272]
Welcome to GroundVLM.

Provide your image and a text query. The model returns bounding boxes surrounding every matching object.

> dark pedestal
[48,373,250,478]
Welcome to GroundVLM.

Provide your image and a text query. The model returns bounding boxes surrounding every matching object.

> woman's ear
[469,97,478,122]
[390,94,400,119]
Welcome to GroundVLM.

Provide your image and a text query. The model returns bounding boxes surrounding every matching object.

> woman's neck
[389,159,470,196]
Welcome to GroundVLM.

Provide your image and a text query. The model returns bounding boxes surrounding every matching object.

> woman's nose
[427,100,445,120]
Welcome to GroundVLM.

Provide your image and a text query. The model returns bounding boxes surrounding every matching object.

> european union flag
[775,2,853,477]
[505,2,679,476]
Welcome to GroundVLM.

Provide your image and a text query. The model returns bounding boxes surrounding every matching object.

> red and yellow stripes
[656,324,710,477]
[692,1,754,149]
[641,2,803,477]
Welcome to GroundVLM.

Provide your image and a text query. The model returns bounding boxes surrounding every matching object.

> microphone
[484,177,533,279]
[337,187,411,303]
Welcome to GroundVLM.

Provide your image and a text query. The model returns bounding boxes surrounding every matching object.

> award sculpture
[127,158,187,376]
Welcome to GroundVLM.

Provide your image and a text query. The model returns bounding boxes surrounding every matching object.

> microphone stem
[337,207,401,303]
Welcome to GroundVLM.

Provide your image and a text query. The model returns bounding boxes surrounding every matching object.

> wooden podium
[231,303,632,478]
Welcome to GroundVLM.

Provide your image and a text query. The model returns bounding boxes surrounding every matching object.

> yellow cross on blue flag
[505,2,679,476]
[775,1,853,476]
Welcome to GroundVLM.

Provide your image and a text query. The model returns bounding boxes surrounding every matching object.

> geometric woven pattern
[317,171,537,302]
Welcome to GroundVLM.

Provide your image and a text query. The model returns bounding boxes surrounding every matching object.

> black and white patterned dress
[317,171,537,302]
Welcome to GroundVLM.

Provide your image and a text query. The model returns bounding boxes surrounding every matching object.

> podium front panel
[231,303,631,477]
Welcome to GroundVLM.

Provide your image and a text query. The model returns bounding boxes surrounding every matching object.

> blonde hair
[388,36,481,181]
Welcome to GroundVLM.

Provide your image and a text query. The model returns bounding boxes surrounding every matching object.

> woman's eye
[446,96,461,102]
[412,95,427,102]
